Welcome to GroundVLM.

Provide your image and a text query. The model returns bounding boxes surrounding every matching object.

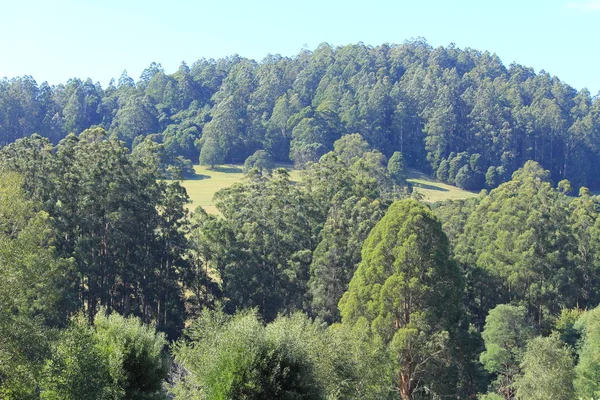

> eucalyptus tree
[339,199,463,400]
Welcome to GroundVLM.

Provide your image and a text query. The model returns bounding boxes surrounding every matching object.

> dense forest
[2,40,600,400]
[1,40,599,189]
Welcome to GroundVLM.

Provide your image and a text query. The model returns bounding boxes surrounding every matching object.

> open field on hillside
[179,165,477,214]
[179,165,301,214]
[406,169,478,203]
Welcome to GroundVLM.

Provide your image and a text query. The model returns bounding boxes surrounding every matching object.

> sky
[0,0,598,93]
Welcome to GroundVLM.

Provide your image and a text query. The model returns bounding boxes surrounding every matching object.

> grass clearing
[180,164,302,214]
[179,165,477,214]
[406,168,478,203]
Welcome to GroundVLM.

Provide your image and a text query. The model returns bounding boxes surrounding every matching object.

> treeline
[1,40,600,189]
[0,129,195,339]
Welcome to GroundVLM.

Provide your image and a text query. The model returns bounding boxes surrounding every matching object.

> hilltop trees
[2,41,600,191]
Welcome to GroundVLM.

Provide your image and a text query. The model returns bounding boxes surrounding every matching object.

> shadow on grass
[184,173,211,181]
[412,182,450,192]
[213,166,243,174]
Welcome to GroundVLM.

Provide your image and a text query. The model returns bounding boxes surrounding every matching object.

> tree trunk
[399,371,413,400]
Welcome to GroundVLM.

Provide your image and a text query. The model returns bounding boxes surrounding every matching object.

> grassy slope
[180,165,476,214]
[406,168,478,203]
[180,165,302,214]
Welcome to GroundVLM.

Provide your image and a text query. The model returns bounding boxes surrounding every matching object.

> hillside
[2,41,599,194]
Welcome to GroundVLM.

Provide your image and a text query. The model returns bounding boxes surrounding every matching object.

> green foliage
[574,305,600,399]
[172,310,333,400]
[485,166,499,189]
[436,159,450,182]
[0,172,76,326]
[333,133,370,165]
[210,169,322,321]
[513,333,575,400]
[243,150,274,174]
[199,135,224,168]
[289,111,338,167]
[0,128,192,336]
[4,42,600,399]
[2,42,600,190]
[0,313,50,400]
[479,304,533,399]
[387,151,406,185]
[329,321,394,399]
[308,196,387,323]
[40,318,112,400]
[553,308,583,348]
[0,172,74,399]
[454,161,576,328]
[94,310,168,400]
[339,199,463,398]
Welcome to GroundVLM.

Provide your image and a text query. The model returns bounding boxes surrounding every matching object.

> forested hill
[1,40,599,189]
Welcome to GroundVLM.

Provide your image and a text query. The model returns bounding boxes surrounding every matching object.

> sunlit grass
[179,164,301,214]
[179,165,477,214]
[406,168,478,203]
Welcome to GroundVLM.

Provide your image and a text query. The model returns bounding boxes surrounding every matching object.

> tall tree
[339,199,462,400]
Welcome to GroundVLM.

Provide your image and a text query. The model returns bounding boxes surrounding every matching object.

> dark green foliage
[339,199,464,399]
[436,158,450,181]
[186,208,223,317]
[289,110,338,166]
[308,196,387,323]
[209,169,322,321]
[243,150,274,174]
[387,151,406,185]
[454,161,577,328]
[485,166,499,188]
[198,135,224,168]
[3,41,598,190]
[553,308,583,349]
[0,128,193,337]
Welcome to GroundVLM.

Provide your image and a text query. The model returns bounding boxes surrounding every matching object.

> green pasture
[180,165,301,214]
[180,165,476,214]
[406,169,478,203]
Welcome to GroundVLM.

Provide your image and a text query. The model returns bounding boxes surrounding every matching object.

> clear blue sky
[1,0,598,94]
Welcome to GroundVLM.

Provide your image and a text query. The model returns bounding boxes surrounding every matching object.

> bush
[94,310,169,400]
[40,319,112,400]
